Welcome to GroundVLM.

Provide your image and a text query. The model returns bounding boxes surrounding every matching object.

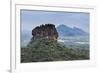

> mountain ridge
[57,24,88,37]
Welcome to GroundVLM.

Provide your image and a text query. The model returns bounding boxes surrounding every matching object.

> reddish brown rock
[32,24,58,41]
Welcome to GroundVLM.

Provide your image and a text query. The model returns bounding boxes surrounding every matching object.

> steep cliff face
[32,24,58,41]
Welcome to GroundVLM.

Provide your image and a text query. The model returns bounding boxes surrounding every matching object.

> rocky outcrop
[32,24,58,41]
[21,24,89,63]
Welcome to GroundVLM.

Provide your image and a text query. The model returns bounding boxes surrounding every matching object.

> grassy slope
[21,38,89,63]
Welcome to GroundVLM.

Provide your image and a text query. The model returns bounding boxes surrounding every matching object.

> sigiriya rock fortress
[32,24,58,41]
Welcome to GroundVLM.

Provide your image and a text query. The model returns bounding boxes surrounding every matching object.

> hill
[57,24,88,37]
[21,38,89,62]
[21,24,89,63]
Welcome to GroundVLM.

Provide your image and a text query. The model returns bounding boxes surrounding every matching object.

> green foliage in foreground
[21,38,89,63]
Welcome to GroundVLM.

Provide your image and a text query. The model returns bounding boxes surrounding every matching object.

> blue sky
[21,10,90,33]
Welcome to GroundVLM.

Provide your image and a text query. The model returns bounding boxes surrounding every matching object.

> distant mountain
[56,24,88,37]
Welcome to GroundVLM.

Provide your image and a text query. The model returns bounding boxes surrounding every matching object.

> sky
[21,9,90,33]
